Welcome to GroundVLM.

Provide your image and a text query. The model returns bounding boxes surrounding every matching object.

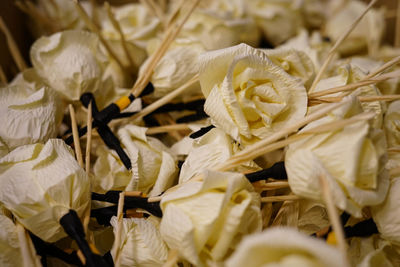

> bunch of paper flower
[0,0,400,266]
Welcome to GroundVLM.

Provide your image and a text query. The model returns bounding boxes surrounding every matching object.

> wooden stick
[113,192,125,267]
[89,0,99,27]
[309,94,400,106]
[16,223,42,267]
[146,123,190,134]
[216,111,374,172]
[261,195,301,203]
[130,0,201,98]
[214,100,350,172]
[0,16,27,72]
[131,74,199,121]
[366,56,400,79]
[318,175,350,267]
[85,101,93,175]
[308,69,400,98]
[163,249,179,267]
[257,181,290,191]
[73,0,126,73]
[104,2,136,73]
[396,0,400,47]
[125,191,143,197]
[69,104,84,168]
[0,65,7,83]
[309,0,378,92]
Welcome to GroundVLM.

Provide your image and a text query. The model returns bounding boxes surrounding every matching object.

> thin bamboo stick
[0,16,27,72]
[146,123,190,135]
[214,100,350,172]
[261,195,301,202]
[85,101,93,175]
[258,181,290,191]
[309,94,400,106]
[318,175,350,267]
[69,104,84,168]
[365,55,400,79]
[308,69,400,98]
[309,0,378,92]
[113,192,125,267]
[131,74,199,121]
[73,0,126,73]
[131,0,200,98]
[104,2,136,73]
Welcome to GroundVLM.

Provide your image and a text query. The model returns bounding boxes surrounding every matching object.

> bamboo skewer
[73,0,127,73]
[131,74,199,121]
[16,223,42,267]
[261,195,301,203]
[216,111,374,173]
[85,102,93,175]
[308,69,400,98]
[146,123,191,134]
[113,192,125,267]
[309,0,378,92]
[214,100,350,172]
[69,105,84,168]
[365,55,400,79]
[130,0,201,98]
[256,181,290,191]
[0,16,27,72]
[318,175,350,267]
[309,94,400,106]
[104,2,136,74]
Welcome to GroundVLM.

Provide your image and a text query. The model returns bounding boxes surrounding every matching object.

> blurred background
[0,0,398,81]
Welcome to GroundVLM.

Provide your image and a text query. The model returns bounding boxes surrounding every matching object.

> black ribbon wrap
[59,210,110,267]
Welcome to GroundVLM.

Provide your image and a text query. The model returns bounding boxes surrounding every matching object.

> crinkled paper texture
[31,30,107,101]
[160,170,262,266]
[150,40,204,98]
[199,43,307,144]
[0,85,63,151]
[225,227,343,267]
[0,139,90,242]
[93,125,177,196]
[384,101,400,148]
[179,128,260,183]
[285,97,389,217]
[110,216,168,266]
[371,177,400,246]
[0,212,23,267]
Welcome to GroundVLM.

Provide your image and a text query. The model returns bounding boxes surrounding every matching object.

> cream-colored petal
[0,139,90,242]
[225,227,342,267]
[30,30,107,101]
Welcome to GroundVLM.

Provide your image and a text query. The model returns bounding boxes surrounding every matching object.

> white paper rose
[179,127,260,183]
[311,64,384,128]
[0,139,90,242]
[93,125,177,196]
[246,0,303,46]
[160,170,262,266]
[30,30,108,101]
[263,48,315,88]
[0,85,63,151]
[226,227,343,267]
[148,39,205,98]
[285,97,389,217]
[199,43,307,144]
[325,0,385,56]
[110,216,168,266]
